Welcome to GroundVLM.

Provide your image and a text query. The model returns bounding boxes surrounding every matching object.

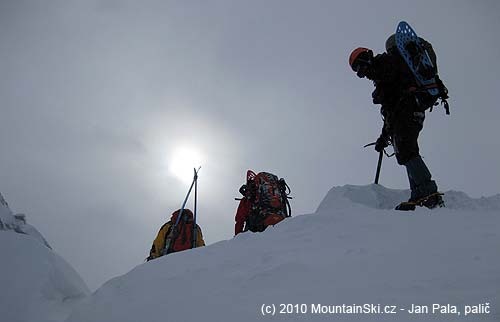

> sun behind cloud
[168,146,204,184]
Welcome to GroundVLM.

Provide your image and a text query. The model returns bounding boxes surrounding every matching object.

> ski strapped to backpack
[192,167,198,249]
[394,21,450,115]
[238,170,292,232]
[163,167,200,255]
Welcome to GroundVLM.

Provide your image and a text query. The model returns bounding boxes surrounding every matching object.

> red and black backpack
[165,209,196,254]
[240,170,291,232]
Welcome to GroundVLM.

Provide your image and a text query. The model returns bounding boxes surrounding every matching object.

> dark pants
[391,110,424,165]
[390,110,438,200]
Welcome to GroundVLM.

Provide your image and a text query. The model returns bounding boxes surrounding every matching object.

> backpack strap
[435,75,450,115]
[180,219,188,245]
[278,178,292,218]
[284,197,292,218]
[163,223,174,255]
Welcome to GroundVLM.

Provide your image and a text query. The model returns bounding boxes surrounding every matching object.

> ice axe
[364,142,394,184]
[374,149,383,184]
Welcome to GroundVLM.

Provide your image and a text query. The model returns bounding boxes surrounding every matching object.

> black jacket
[365,52,435,138]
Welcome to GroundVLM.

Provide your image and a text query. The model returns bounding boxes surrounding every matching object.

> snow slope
[66,184,500,322]
[0,193,90,322]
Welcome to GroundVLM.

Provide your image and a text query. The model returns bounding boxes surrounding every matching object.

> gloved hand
[375,136,389,153]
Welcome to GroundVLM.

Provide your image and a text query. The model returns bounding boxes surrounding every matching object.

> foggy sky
[1,0,499,290]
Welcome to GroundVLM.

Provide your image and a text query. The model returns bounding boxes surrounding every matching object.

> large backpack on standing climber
[236,170,291,233]
[385,22,450,114]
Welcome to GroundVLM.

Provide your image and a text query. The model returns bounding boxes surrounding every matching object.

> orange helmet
[349,47,373,70]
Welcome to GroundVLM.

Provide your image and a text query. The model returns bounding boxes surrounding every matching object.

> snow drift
[66,184,500,322]
[317,184,500,211]
[0,193,90,322]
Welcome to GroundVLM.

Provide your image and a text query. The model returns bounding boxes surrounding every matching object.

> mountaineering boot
[420,192,445,209]
[395,156,442,211]
[395,192,445,211]
[395,200,418,211]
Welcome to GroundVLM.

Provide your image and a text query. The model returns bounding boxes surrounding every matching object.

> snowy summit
[64,184,499,322]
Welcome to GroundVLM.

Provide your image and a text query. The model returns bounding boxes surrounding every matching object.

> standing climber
[349,29,449,210]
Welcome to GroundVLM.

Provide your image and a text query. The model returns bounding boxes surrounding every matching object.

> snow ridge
[66,184,500,322]
[317,184,500,212]
[0,192,51,248]
[0,193,90,322]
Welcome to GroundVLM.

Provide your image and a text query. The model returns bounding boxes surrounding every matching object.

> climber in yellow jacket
[147,208,205,261]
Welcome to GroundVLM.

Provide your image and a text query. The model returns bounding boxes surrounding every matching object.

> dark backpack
[241,170,291,232]
[386,34,450,114]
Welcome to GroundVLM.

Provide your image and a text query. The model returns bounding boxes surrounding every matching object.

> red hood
[170,209,194,223]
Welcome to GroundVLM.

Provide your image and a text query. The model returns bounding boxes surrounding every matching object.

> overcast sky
[1,0,499,290]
